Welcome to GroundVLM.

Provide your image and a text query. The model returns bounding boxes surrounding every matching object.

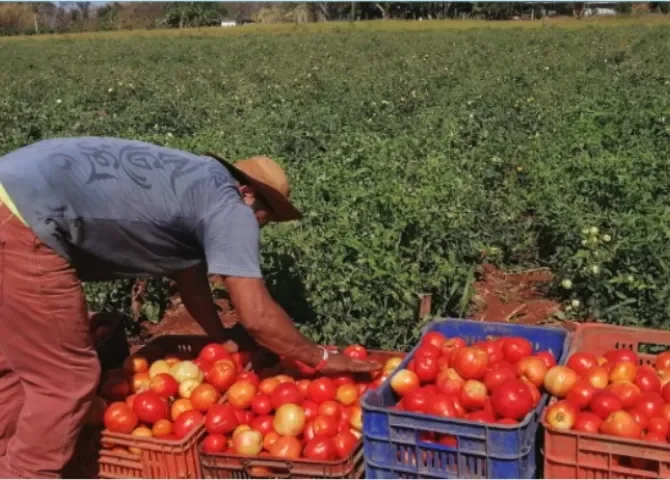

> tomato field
[1,21,670,350]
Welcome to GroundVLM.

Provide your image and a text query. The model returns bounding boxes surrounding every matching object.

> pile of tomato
[544,348,670,445]
[388,331,560,432]
[88,343,250,453]
[200,345,404,463]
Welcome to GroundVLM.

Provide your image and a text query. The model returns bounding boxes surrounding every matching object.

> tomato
[308,378,337,404]
[516,356,548,388]
[123,354,149,375]
[483,364,515,391]
[270,436,302,459]
[199,343,231,365]
[544,400,578,430]
[258,377,281,396]
[589,392,623,420]
[627,408,649,430]
[490,379,534,420]
[349,405,363,431]
[129,426,153,454]
[572,412,602,433]
[263,430,280,451]
[171,398,193,421]
[301,400,320,421]
[251,394,273,416]
[233,407,254,426]
[132,391,168,425]
[606,381,641,409]
[205,404,238,435]
[465,410,496,423]
[634,369,661,394]
[233,429,263,455]
[319,400,343,419]
[584,366,609,389]
[303,436,337,461]
[227,381,257,410]
[436,368,465,395]
[521,378,542,407]
[502,337,532,364]
[429,394,458,418]
[249,414,273,436]
[173,410,204,439]
[656,351,670,371]
[273,403,306,437]
[270,383,303,410]
[421,332,447,350]
[662,382,670,403]
[412,351,440,384]
[400,388,431,413]
[104,402,138,434]
[312,414,339,436]
[237,372,260,388]
[202,433,227,453]
[460,380,487,412]
[149,373,179,399]
[452,348,489,380]
[543,366,579,398]
[643,432,667,443]
[565,380,598,410]
[600,410,642,439]
[535,351,557,369]
[207,362,237,394]
[295,379,311,398]
[647,417,669,436]
[152,419,173,438]
[609,361,637,383]
[343,345,368,359]
[335,384,359,407]
[332,432,358,459]
[567,352,598,377]
[190,384,221,412]
[633,391,664,418]
[474,341,504,365]
[604,349,639,366]
[441,338,466,358]
[390,369,420,397]
[329,375,355,387]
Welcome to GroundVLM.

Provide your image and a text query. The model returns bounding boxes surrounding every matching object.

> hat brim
[205,152,303,223]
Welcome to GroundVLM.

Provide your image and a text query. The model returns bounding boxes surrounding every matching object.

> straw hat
[205,151,302,222]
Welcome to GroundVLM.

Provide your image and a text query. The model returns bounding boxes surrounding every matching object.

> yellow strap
[0,182,27,225]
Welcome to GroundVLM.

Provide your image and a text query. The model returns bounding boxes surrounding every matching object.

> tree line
[0,2,668,36]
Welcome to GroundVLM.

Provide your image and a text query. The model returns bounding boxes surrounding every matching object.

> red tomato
[647,417,669,436]
[572,412,603,433]
[627,408,649,430]
[412,352,440,384]
[132,391,168,425]
[205,404,238,435]
[600,410,642,439]
[303,436,337,461]
[656,352,670,371]
[604,349,639,366]
[415,344,441,359]
[589,392,623,420]
[318,400,342,418]
[173,410,204,439]
[566,352,598,377]
[390,369,420,397]
[497,418,518,425]
[565,380,597,410]
[303,421,316,443]
[104,402,138,434]
[250,415,274,436]
[308,378,337,404]
[452,348,489,380]
[633,391,664,418]
[643,431,667,443]
[270,383,303,410]
[662,382,670,403]
[490,379,534,420]
[441,338,466,357]
[199,343,231,364]
[149,373,179,399]
[251,394,273,416]
[421,332,447,350]
[401,388,431,413]
[474,341,504,364]
[202,434,227,453]
[634,369,662,394]
[312,414,339,437]
[343,345,368,359]
[606,381,641,409]
[483,364,516,391]
[535,351,557,369]
[207,363,237,393]
[270,436,302,459]
[459,380,487,412]
[301,400,320,421]
[516,356,548,388]
[465,410,496,423]
[332,432,358,459]
[502,337,532,364]
[429,394,458,418]
[190,384,222,413]
[329,375,354,387]
[544,400,578,430]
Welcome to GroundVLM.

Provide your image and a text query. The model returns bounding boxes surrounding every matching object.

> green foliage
[1,25,670,349]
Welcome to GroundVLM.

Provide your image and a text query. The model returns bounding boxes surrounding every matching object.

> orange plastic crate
[200,349,406,479]
[543,322,670,479]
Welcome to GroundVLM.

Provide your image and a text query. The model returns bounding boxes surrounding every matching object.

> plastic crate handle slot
[243,459,293,478]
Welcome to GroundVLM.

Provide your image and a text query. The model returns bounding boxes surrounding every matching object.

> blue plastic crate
[361,317,572,479]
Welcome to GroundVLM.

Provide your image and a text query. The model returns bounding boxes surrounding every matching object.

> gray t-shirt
[0,136,262,281]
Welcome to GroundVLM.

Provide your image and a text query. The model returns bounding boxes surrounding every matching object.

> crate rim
[361,316,573,430]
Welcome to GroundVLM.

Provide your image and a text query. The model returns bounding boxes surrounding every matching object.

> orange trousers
[0,203,100,478]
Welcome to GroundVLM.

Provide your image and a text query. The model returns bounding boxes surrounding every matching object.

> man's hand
[319,353,382,375]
